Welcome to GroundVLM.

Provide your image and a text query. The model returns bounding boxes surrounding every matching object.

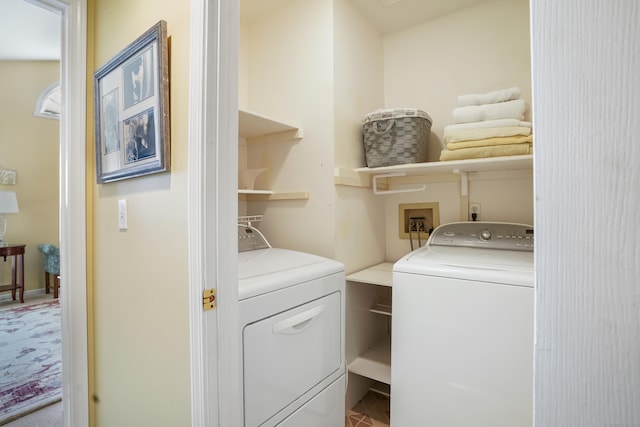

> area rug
[0,300,62,424]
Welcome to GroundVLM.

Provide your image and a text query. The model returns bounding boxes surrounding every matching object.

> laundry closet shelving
[340,154,533,399]
[238,109,308,201]
[334,154,533,195]
[346,262,394,397]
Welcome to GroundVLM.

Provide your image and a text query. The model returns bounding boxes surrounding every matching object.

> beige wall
[239,0,532,268]
[383,0,532,160]
[90,1,191,425]
[0,61,59,293]
[381,0,533,260]
[333,0,387,273]
[240,0,338,258]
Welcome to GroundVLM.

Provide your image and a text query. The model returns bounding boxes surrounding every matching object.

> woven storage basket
[362,108,432,167]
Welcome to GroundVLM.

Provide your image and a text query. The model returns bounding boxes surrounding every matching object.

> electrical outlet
[469,203,481,221]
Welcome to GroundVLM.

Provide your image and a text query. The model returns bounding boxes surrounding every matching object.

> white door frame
[32,0,89,426]
[189,0,241,425]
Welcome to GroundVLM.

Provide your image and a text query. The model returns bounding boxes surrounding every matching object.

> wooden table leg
[11,254,16,301]
[10,253,24,303]
[0,246,26,303]
[54,274,60,299]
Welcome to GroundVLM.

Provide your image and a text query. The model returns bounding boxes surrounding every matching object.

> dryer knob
[480,229,492,241]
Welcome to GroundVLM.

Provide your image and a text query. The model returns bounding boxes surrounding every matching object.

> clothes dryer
[392,222,534,426]
[238,224,345,427]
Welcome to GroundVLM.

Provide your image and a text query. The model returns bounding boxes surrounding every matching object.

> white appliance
[392,222,534,426]
[238,224,345,427]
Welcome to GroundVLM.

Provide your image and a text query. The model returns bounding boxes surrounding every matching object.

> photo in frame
[94,20,170,183]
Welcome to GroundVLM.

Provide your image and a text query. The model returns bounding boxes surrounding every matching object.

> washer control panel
[429,222,534,251]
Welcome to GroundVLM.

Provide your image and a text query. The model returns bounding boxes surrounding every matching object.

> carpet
[0,300,62,424]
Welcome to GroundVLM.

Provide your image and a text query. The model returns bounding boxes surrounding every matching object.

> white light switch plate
[118,199,128,230]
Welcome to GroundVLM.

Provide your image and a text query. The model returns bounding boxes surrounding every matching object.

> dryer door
[243,291,342,426]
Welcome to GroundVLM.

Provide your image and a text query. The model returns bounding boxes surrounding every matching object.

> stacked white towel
[440,87,532,161]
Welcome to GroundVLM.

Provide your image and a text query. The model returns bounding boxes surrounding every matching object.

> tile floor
[345,390,390,427]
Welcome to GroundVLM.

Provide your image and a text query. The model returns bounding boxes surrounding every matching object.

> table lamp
[0,191,19,247]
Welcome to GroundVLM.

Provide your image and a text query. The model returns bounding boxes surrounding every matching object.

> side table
[0,244,26,303]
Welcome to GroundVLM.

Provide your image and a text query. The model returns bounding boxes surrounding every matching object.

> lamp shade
[0,191,19,213]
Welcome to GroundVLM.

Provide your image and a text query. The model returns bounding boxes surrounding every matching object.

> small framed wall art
[0,169,16,185]
[94,20,170,183]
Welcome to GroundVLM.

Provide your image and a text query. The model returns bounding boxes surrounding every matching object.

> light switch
[118,199,128,230]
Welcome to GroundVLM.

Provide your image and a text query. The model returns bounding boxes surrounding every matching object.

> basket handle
[372,120,394,135]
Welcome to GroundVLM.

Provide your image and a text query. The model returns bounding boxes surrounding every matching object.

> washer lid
[394,244,533,287]
[238,248,344,300]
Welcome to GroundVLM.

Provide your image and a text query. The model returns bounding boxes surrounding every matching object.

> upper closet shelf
[335,154,532,195]
[355,154,532,176]
[238,109,303,143]
[238,191,310,201]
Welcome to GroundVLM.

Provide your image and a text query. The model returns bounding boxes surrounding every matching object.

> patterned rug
[0,300,62,424]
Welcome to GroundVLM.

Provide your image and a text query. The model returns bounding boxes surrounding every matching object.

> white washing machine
[238,224,345,427]
[392,222,534,427]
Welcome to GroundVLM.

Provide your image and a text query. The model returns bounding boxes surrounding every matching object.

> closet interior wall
[239,0,533,410]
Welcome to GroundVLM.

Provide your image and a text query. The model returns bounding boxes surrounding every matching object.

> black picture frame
[94,20,170,183]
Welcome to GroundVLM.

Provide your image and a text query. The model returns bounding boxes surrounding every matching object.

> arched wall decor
[34,81,60,119]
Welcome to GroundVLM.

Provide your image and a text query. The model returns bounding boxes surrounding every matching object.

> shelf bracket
[453,169,469,198]
[372,172,426,195]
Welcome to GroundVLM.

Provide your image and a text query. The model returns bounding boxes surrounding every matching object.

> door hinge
[203,288,216,311]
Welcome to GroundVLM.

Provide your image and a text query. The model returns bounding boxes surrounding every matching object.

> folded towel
[444,119,531,133]
[457,87,521,107]
[439,143,532,161]
[447,134,533,150]
[444,126,532,144]
[453,99,526,124]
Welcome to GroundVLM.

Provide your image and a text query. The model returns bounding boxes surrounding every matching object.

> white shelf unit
[334,154,533,196]
[237,189,274,195]
[354,154,532,176]
[238,109,303,141]
[347,337,391,385]
[346,262,393,388]
[238,110,308,200]
[237,190,309,201]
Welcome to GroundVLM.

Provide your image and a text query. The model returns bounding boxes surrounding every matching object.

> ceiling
[0,0,60,61]
[348,0,486,34]
[1,0,486,61]
[241,0,487,34]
